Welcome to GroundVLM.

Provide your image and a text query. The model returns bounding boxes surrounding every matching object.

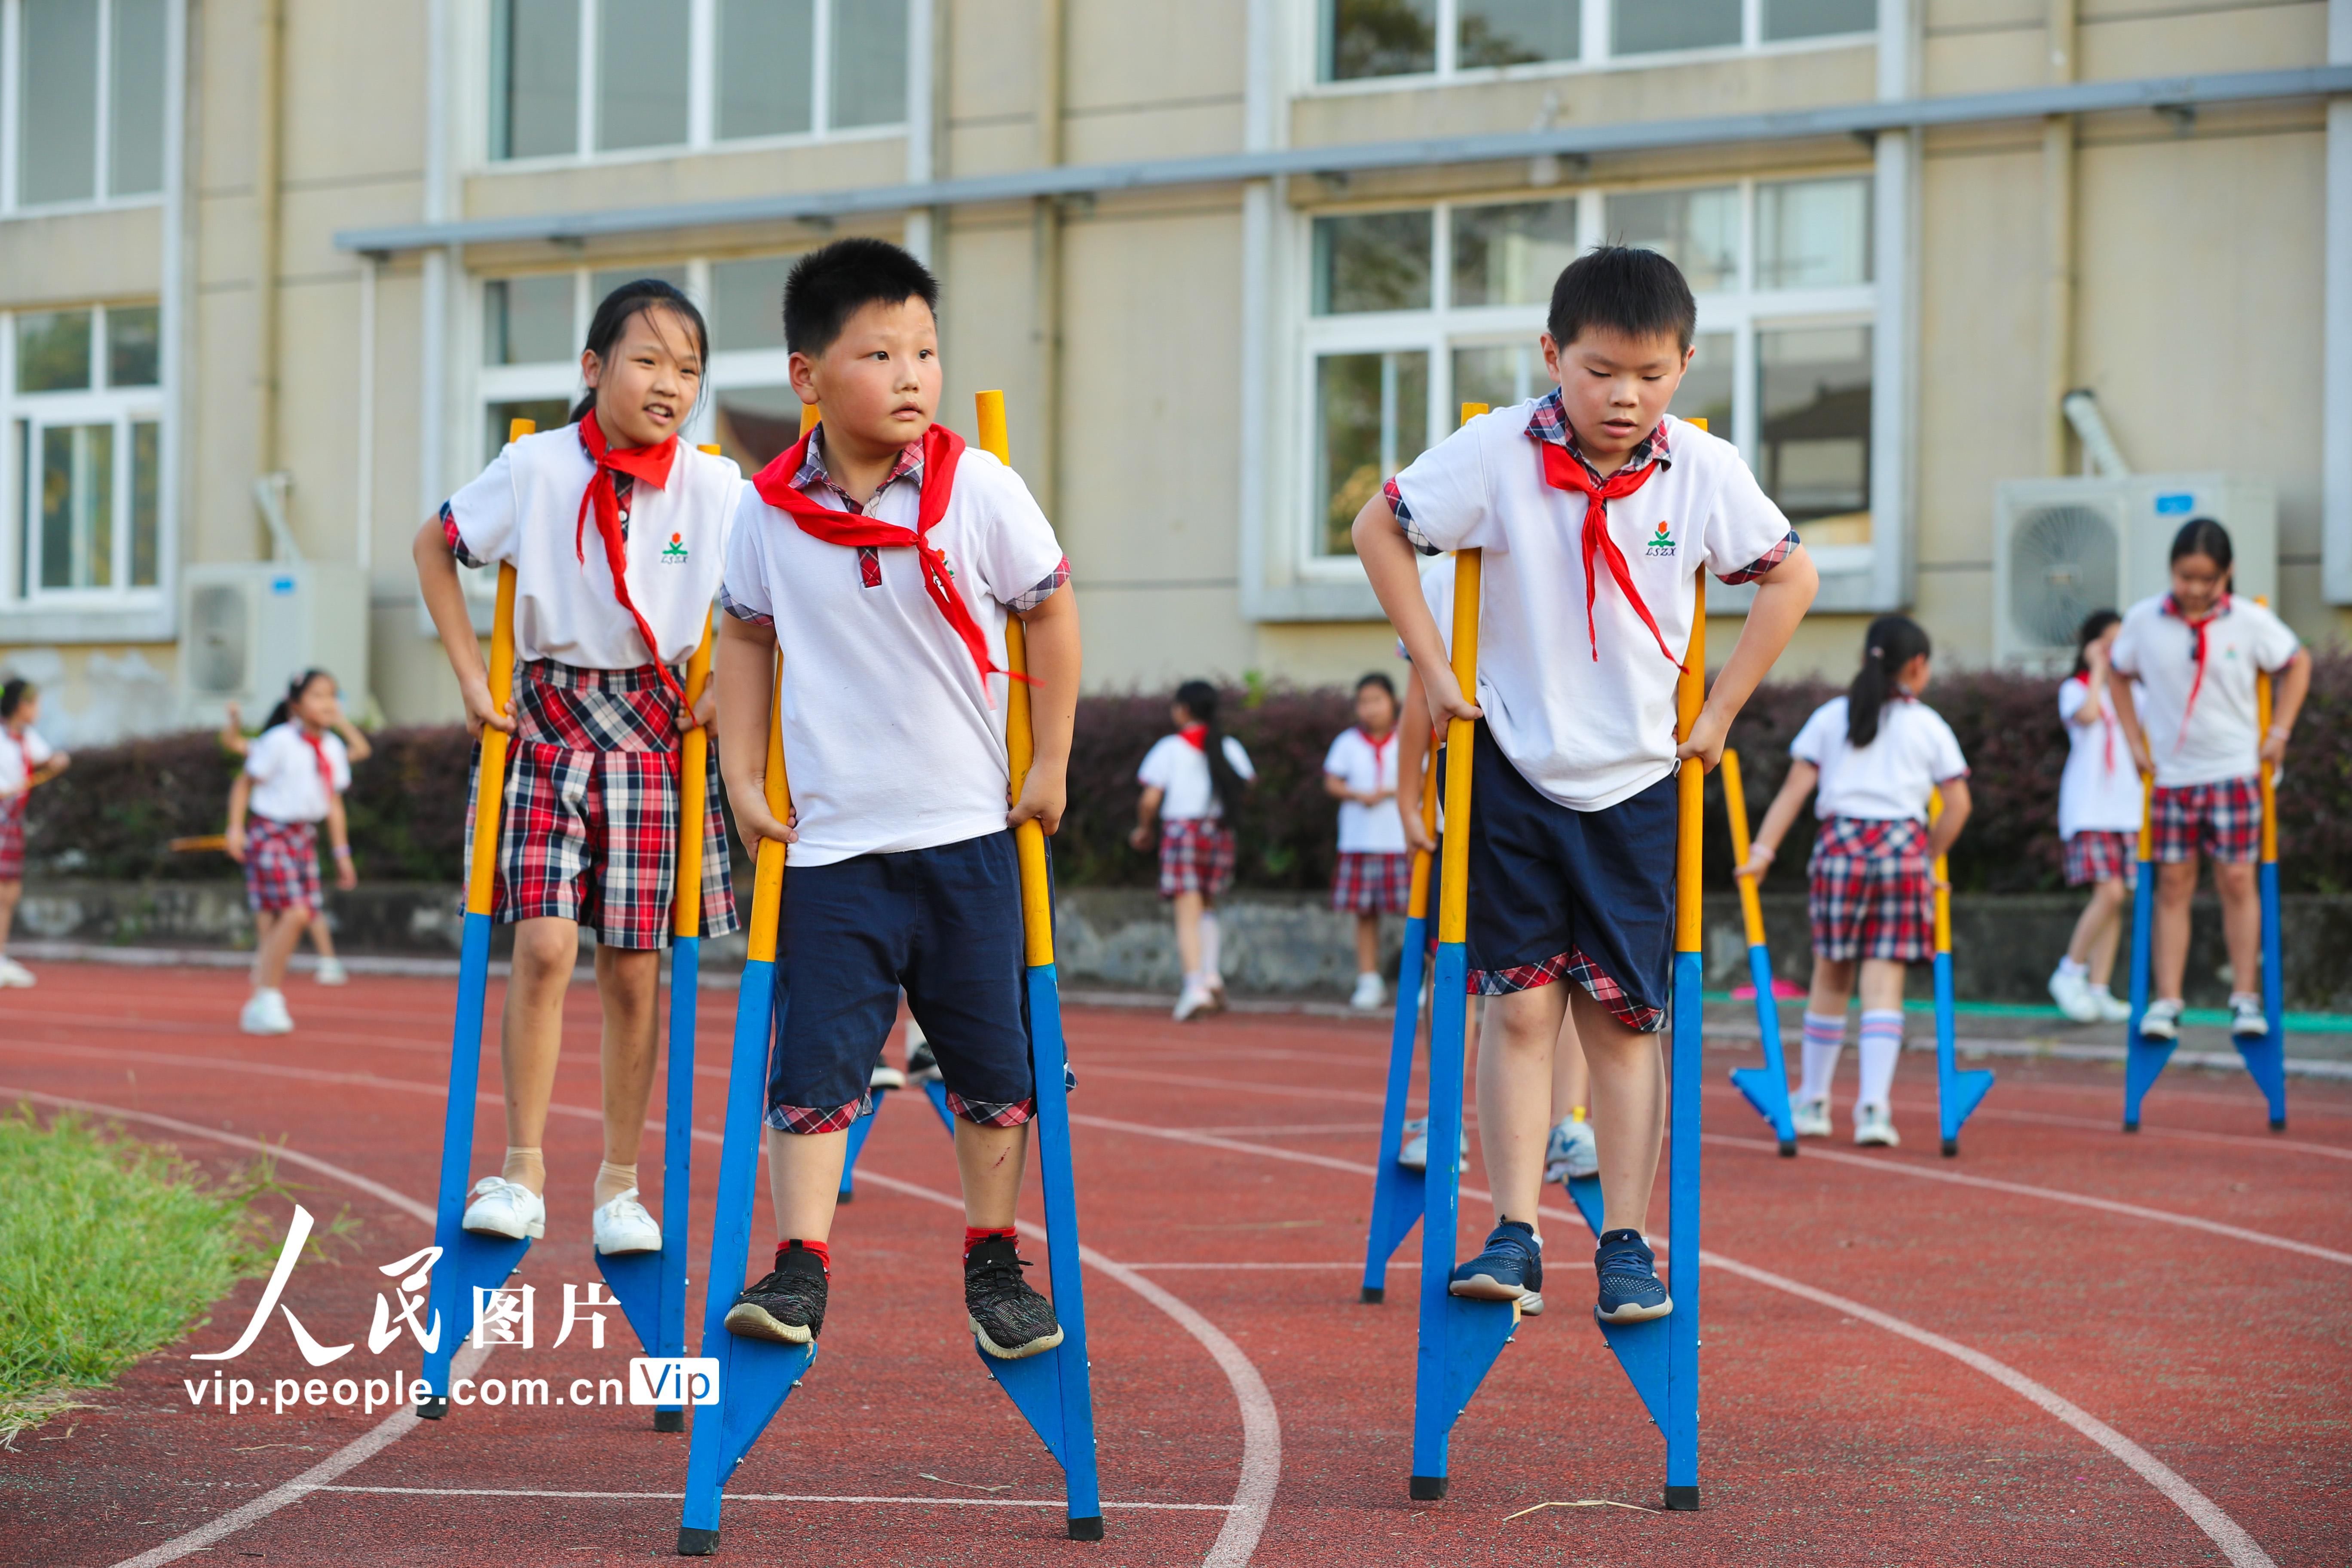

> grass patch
[0,1106,286,1445]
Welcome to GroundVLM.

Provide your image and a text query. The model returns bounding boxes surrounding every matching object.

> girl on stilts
[226,670,359,1033]
[220,696,374,985]
[1325,672,1409,1011]
[1132,680,1254,1021]
[2046,610,2141,1023]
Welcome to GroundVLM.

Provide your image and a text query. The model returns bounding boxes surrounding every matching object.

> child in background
[1742,616,1972,1147]
[226,670,359,1034]
[0,678,69,987]
[2048,610,2140,1023]
[220,698,373,984]
[1132,680,1256,1022]
[1325,672,1409,1011]
[2107,518,2309,1040]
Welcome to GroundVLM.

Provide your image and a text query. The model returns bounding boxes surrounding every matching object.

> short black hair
[783,238,940,357]
[1547,245,1697,353]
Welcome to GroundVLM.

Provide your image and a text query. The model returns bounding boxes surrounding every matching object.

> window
[1300,178,1875,562]
[11,0,167,209]
[8,302,165,600]
[1320,0,1869,81]
[489,0,908,163]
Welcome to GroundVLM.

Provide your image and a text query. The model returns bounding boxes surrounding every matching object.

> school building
[0,1,2345,741]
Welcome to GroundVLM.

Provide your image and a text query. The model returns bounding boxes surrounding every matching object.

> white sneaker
[1348,972,1386,1011]
[2139,998,2182,1041]
[869,1062,907,1090]
[0,956,34,987]
[1395,1116,1467,1172]
[1173,981,1216,1022]
[239,989,294,1035]
[2230,995,2269,1038]
[2048,965,2099,1024]
[1791,1095,1832,1139]
[591,1188,661,1255]
[1544,1116,1599,1182]
[462,1176,547,1240]
[1853,1101,1901,1148]
[313,957,348,986]
[2090,985,2133,1024]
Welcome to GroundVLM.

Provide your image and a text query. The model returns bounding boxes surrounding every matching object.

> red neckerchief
[1177,724,1208,751]
[1359,726,1394,776]
[298,728,337,798]
[575,411,684,706]
[754,423,1032,701]
[1539,439,1679,667]
[2068,674,2116,773]
[2162,593,2227,748]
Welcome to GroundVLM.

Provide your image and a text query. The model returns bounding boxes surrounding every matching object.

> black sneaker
[724,1241,827,1344]
[965,1235,1064,1360]
[906,1034,942,1083]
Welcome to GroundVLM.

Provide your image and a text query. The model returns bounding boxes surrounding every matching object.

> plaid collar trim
[1524,389,1671,480]
[794,426,926,514]
[2161,593,2233,624]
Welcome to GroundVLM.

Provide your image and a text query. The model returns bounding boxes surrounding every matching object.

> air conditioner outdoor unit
[1991,473,2277,669]
[178,562,369,727]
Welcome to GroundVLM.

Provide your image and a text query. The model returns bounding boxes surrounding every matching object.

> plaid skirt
[0,792,24,882]
[2062,829,2137,888]
[464,660,739,950]
[245,815,323,913]
[1331,849,1412,915]
[2151,775,2261,865]
[1158,817,1237,899]
[1807,815,1935,964]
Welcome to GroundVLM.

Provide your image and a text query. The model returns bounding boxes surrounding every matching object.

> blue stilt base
[2248,860,2288,1130]
[2123,853,2165,1131]
[598,936,701,1427]
[836,1086,891,1201]
[1361,912,1430,1303]
[1726,943,1796,1155]
[1932,950,1995,1158]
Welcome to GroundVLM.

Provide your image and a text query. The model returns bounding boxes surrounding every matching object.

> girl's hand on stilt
[1675,707,1731,770]
[1402,812,1436,855]
[2260,725,2290,769]
[686,686,718,733]
[461,676,516,740]
[734,797,796,858]
[1737,842,1774,880]
[1421,667,1481,730]
[1009,769,1067,836]
[224,825,247,863]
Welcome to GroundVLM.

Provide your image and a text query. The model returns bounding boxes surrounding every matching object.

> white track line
[314,1485,1234,1510]
[1075,1114,2277,1567]
[1704,1132,2352,1267]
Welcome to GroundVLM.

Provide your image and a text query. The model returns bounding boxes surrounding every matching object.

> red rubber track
[2,962,2347,1566]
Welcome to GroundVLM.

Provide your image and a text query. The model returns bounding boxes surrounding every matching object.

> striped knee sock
[1798,1013,1846,1103]
[1858,1010,1905,1108]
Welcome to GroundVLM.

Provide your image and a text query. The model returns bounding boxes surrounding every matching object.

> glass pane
[1757,176,1871,289]
[1459,0,1578,67]
[108,0,167,196]
[1764,0,1877,41]
[1758,324,1870,542]
[484,275,577,364]
[39,423,112,588]
[711,385,808,472]
[830,0,908,129]
[1452,199,1577,308]
[718,0,814,139]
[1326,0,1436,80]
[19,0,98,205]
[1317,349,1428,556]
[1313,211,1432,315]
[485,397,575,460]
[1605,186,1740,293]
[1669,331,1733,432]
[710,256,796,351]
[1451,343,1541,414]
[17,311,92,392]
[598,0,690,150]
[106,305,160,388]
[129,420,159,586]
[1612,0,1739,54]
[492,0,579,160]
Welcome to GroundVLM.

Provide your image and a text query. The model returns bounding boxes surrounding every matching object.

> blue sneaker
[1593,1228,1671,1323]
[1449,1221,1544,1315]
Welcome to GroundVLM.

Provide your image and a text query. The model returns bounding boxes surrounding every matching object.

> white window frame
[0,303,167,609]
[0,0,171,217]
[475,0,908,174]
[1291,177,1880,591]
[1304,0,1877,93]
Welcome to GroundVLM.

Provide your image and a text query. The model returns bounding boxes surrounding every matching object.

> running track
[1,964,2346,1565]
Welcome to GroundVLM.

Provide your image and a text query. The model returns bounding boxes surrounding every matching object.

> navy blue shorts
[765,830,1034,1133]
[1427,723,1675,1032]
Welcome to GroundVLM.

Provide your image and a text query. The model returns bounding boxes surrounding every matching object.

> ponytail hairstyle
[0,677,30,721]
[263,669,333,732]
[2070,608,2122,678]
[1845,615,1932,749]
[1176,679,1246,816]
[2169,515,2234,584]
[569,278,711,426]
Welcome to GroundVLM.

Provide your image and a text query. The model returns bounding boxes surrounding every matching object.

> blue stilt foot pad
[1441,1296,1519,1433]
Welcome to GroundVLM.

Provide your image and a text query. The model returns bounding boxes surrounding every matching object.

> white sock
[2089,981,2116,999]
[1798,1012,1846,1102]
[2230,990,2262,1011]
[2055,956,2086,979]
[1858,1010,1904,1108]
[1199,911,1222,983]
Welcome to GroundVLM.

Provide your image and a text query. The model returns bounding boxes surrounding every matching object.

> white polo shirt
[2056,676,2145,838]
[721,442,1069,866]
[1139,732,1256,822]
[245,723,351,825]
[1388,401,1795,812]
[1324,727,1407,854]
[1788,696,1969,825]
[2108,593,2299,789]
[444,425,743,669]
[0,725,53,794]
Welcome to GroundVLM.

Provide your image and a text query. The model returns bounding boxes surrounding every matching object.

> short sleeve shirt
[1138,733,1256,821]
[2108,594,2299,788]
[0,725,53,793]
[2056,676,2145,838]
[1323,727,1407,854]
[245,723,351,825]
[1789,697,1969,824]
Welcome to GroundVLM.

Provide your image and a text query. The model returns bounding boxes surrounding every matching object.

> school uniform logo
[1645,520,1677,557]
[661,532,689,564]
